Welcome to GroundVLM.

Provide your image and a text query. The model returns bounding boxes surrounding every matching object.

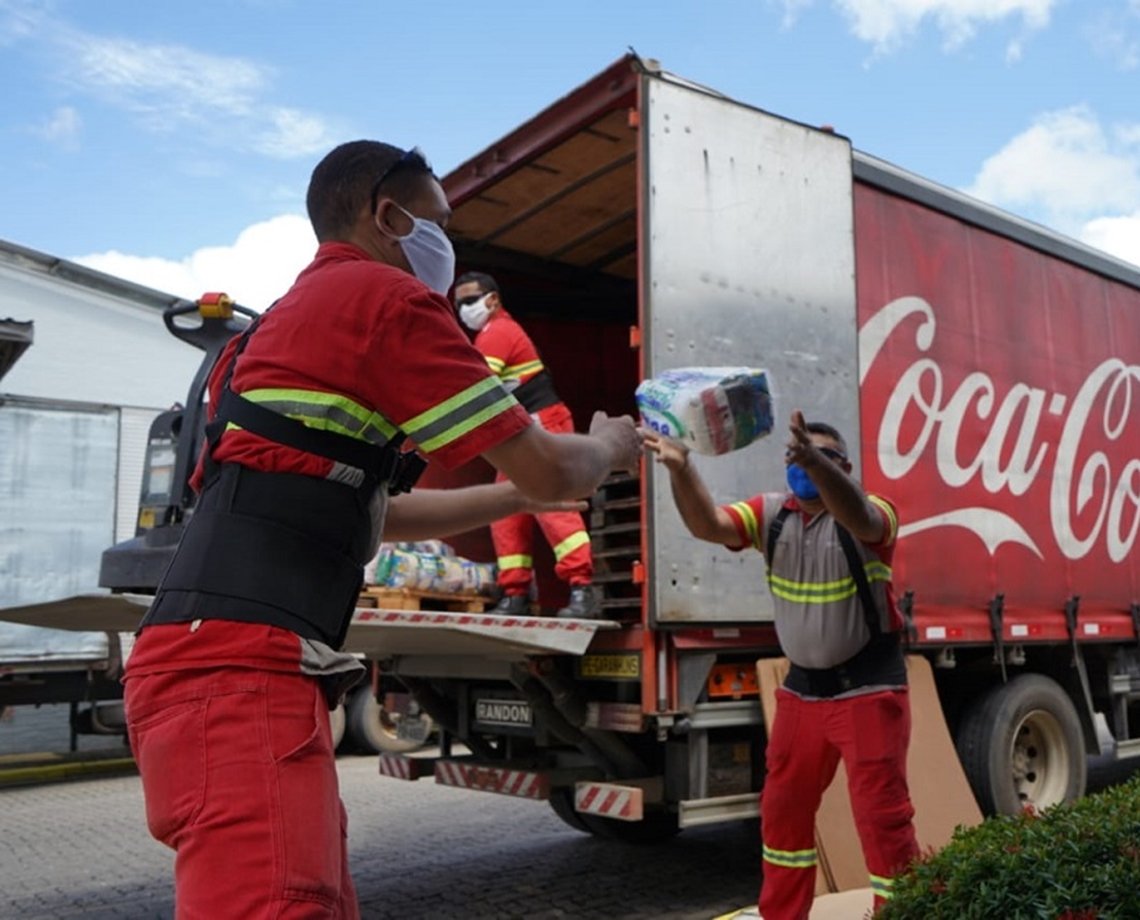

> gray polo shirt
[724,492,898,670]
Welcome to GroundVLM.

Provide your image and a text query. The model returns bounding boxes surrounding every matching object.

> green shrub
[879,773,1140,920]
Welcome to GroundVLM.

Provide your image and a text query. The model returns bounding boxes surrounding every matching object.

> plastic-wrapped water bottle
[636,367,774,455]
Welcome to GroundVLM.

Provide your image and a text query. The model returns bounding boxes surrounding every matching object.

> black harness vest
[140,316,424,649]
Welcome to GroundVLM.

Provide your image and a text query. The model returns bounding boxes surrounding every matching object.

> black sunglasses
[786,446,847,462]
[369,146,431,214]
[454,292,488,308]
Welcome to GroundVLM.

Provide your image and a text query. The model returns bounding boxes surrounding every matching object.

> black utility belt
[141,464,369,649]
[512,370,560,414]
[784,633,906,699]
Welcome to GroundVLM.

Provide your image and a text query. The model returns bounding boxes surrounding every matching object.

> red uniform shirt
[196,242,530,486]
[473,310,548,390]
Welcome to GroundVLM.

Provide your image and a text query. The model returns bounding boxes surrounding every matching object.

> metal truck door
[641,73,859,625]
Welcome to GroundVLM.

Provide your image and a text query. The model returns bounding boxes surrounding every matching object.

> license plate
[474,699,533,727]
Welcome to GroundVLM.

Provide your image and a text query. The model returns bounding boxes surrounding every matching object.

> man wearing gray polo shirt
[642,410,919,920]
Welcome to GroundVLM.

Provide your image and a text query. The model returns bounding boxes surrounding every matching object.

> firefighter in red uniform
[451,271,601,619]
[643,410,919,919]
[122,141,639,919]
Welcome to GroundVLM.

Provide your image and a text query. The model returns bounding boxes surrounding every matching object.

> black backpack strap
[203,310,423,494]
[834,524,884,639]
[765,505,792,563]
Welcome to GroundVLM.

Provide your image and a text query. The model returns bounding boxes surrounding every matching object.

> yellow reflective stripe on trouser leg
[762,845,818,869]
[497,555,533,572]
[552,531,590,562]
[869,874,895,899]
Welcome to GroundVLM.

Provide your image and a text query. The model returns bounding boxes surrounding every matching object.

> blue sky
[3,0,1140,309]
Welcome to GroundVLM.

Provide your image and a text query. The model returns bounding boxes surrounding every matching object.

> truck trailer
[6,55,1140,844]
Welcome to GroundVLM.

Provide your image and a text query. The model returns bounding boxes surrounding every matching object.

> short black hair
[806,421,847,458]
[305,141,434,242]
[453,271,500,296]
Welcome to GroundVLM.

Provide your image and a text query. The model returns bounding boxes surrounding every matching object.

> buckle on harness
[388,450,427,496]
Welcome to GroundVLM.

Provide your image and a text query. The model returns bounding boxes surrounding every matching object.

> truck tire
[329,702,346,751]
[547,788,592,834]
[547,788,681,842]
[954,674,1086,816]
[344,685,433,755]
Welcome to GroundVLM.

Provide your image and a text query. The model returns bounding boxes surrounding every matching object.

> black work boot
[492,594,530,615]
[556,584,602,619]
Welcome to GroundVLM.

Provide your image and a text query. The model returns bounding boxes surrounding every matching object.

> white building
[0,239,209,665]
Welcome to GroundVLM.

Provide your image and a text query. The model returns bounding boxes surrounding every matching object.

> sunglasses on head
[369,146,431,214]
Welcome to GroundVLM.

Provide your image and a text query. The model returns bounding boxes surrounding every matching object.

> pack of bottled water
[636,367,774,455]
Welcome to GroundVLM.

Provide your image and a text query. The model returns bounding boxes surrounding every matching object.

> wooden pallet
[358,586,490,613]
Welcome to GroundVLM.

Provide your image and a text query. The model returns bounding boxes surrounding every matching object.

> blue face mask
[786,463,820,501]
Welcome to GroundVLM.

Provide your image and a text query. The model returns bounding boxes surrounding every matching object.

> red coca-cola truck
[12,54,1138,841]
[360,54,1140,836]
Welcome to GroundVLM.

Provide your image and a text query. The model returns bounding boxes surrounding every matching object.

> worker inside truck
[452,270,603,619]
[121,140,641,919]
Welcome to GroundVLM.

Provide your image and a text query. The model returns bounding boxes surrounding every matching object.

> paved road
[5,705,1138,920]
[0,749,759,920]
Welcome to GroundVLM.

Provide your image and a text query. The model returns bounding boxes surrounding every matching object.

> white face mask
[380,203,456,296]
[458,294,492,331]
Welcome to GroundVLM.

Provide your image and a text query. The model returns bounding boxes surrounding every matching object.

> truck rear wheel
[547,788,681,842]
[547,788,592,834]
[345,685,433,755]
[954,674,1086,815]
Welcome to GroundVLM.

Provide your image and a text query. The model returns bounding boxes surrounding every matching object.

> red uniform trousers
[759,688,918,920]
[125,654,358,919]
[493,401,593,595]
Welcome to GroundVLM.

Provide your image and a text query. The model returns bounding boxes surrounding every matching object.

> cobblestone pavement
[0,743,760,920]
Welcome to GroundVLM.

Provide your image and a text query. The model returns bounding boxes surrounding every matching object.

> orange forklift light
[197,292,235,319]
[707,662,759,700]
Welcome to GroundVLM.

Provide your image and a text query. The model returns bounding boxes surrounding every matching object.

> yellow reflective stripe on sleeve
[497,555,533,571]
[864,560,892,583]
[762,845,818,869]
[485,356,506,374]
[403,377,517,453]
[552,530,590,562]
[500,359,544,382]
[730,501,761,550]
[869,874,895,898]
[242,388,398,443]
[868,495,898,544]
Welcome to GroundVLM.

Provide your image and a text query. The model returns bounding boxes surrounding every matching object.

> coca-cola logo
[860,296,1140,563]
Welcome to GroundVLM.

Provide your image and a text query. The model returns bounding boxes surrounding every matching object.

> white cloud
[1084,6,1140,71]
[963,107,1140,268]
[69,35,267,121]
[30,105,81,148]
[1080,213,1140,267]
[776,0,1054,53]
[965,107,1140,228]
[74,214,317,312]
[255,108,335,159]
[11,8,336,158]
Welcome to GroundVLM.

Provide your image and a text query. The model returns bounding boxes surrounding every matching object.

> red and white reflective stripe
[575,781,643,822]
[377,754,432,780]
[354,609,594,632]
[434,761,549,799]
